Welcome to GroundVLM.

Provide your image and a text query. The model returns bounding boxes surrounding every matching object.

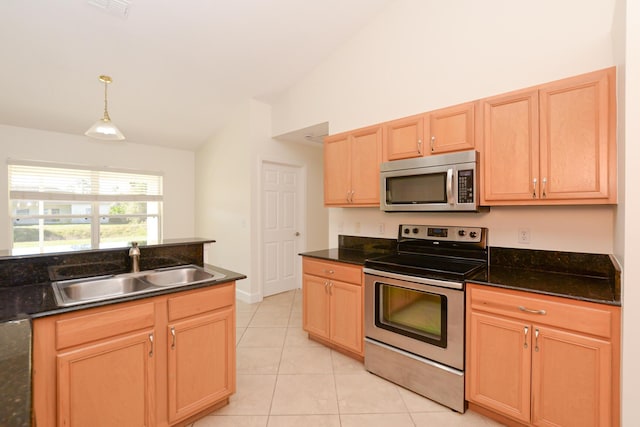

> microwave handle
[446,168,455,204]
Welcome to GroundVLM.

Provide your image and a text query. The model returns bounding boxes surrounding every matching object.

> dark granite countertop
[299,235,397,266]
[469,246,620,306]
[300,237,621,307]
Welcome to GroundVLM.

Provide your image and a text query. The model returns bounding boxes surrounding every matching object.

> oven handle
[363,268,464,290]
[365,338,463,376]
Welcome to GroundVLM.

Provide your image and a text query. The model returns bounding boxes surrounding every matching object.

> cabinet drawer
[168,282,235,322]
[56,302,155,350]
[303,258,362,284]
[468,284,616,339]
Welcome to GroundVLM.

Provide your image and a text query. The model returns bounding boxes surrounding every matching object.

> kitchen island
[0,238,245,427]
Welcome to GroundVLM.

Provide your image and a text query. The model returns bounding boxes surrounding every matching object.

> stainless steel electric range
[363,224,488,413]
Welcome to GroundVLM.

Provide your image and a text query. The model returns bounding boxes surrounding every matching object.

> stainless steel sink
[142,266,224,287]
[52,265,226,306]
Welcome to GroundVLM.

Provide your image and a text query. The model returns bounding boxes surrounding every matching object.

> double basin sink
[52,265,226,307]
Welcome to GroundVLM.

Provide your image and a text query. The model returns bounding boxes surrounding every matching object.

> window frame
[8,160,164,254]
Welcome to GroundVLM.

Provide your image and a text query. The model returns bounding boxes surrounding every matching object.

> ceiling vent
[87,0,132,19]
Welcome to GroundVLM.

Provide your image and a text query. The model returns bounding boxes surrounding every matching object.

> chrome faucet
[129,242,140,273]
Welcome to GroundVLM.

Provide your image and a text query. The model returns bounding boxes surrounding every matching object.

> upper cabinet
[383,114,425,161]
[481,67,616,205]
[324,125,381,207]
[427,102,476,155]
[382,103,476,161]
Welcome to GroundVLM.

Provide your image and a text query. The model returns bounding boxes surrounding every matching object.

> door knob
[295,232,300,236]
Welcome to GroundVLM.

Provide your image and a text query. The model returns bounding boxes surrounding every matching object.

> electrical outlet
[378,223,385,234]
[518,228,531,244]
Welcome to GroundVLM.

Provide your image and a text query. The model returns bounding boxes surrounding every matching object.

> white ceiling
[0,0,392,150]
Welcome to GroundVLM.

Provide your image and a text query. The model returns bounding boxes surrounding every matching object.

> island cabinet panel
[167,307,235,424]
[481,67,616,205]
[33,282,237,427]
[57,329,155,427]
[302,257,364,359]
[324,125,381,207]
[466,283,620,427]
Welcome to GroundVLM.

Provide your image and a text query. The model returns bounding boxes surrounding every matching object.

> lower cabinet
[33,282,236,427]
[466,283,620,427]
[302,257,364,358]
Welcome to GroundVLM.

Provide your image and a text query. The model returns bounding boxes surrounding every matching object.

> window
[9,160,163,255]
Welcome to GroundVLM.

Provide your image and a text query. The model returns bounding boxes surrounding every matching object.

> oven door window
[375,282,447,348]
[385,172,447,204]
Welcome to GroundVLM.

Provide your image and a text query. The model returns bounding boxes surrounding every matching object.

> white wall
[0,124,195,250]
[619,1,640,425]
[195,99,327,303]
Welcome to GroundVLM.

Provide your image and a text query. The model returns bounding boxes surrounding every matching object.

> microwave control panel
[458,169,474,204]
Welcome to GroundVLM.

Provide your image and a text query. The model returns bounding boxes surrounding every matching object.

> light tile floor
[191,289,504,427]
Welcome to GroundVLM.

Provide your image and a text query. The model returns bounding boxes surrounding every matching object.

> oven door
[364,269,464,370]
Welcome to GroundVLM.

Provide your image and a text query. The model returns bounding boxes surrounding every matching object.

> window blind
[8,160,163,202]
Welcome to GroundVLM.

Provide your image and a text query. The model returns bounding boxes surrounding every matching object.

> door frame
[257,158,307,300]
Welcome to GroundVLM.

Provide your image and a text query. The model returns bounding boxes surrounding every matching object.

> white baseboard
[235,287,262,304]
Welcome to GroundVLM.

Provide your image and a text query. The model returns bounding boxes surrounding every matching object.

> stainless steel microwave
[380,150,484,212]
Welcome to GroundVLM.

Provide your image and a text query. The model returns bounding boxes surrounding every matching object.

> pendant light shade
[85,75,125,141]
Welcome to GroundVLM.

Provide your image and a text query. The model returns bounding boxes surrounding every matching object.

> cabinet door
[532,326,612,427]
[427,102,475,154]
[57,330,155,427]
[324,134,351,205]
[302,274,330,339]
[539,68,615,202]
[167,307,235,424]
[481,89,539,203]
[350,126,382,205]
[467,312,531,423]
[329,280,363,355]
[383,114,425,161]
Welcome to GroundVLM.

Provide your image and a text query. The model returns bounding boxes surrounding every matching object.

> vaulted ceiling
[0,0,392,150]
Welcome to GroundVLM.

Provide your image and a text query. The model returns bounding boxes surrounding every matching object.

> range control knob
[458,230,466,237]
[469,231,478,238]
[412,228,419,234]
[403,228,410,235]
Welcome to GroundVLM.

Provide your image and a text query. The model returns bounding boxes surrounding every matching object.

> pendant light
[85,75,125,141]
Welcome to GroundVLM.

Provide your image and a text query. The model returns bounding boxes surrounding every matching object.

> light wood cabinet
[324,125,381,206]
[466,284,620,427]
[167,285,235,424]
[302,257,364,358]
[481,67,616,205]
[33,282,236,427]
[57,329,156,427]
[383,114,425,161]
[382,104,476,161]
[427,102,476,155]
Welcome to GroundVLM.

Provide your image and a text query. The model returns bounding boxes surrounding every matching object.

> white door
[262,162,302,297]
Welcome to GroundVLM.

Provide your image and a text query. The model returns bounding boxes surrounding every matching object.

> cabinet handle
[534,328,540,352]
[170,327,176,349]
[324,281,329,294]
[149,333,154,357]
[542,177,547,198]
[350,190,355,203]
[524,326,529,349]
[417,139,423,155]
[328,282,333,295]
[324,269,335,275]
[518,306,547,315]
[532,178,538,198]
[430,136,436,152]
